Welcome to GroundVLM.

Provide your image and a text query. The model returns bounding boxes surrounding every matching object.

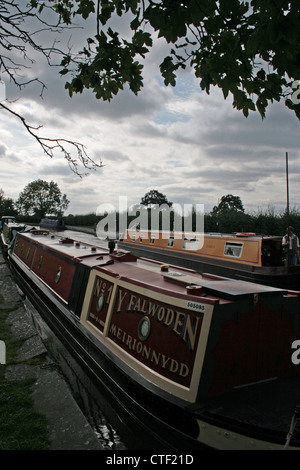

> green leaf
[130,14,141,30]
[76,0,95,19]
[256,99,266,119]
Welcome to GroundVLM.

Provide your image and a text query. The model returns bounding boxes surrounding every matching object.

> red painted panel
[102,281,204,387]
[31,247,76,301]
[14,234,76,302]
[14,236,35,268]
[207,300,297,397]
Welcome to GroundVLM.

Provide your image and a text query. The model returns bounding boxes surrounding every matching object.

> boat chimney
[108,240,116,254]
[186,285,203,296]
[160,265,169,272]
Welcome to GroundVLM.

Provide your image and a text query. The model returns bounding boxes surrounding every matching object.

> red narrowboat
[8,229,300,450]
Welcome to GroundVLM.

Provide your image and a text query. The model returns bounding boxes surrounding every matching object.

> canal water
[26,228,160,450]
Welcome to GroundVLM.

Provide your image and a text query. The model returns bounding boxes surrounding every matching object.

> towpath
[0,249,103,450]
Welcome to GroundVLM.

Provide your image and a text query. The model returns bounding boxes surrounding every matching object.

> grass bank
[0,270,50,449]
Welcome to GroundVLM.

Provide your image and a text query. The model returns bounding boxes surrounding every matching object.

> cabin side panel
[198,295,300,399]
[81,270,212,399]
[30,246,76,302]
[13,234,76,302]
[107,286,203,388]
[123,230,262,267]
[14,236,36,268]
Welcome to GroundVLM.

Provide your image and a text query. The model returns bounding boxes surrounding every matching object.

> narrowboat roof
[18,231,291,302]
[125,229,282,240]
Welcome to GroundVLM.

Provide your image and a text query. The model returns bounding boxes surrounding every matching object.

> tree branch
[0,1,104,174]
[0,102,103,176]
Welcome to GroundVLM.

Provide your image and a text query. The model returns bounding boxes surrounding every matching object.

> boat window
[187,239,200,251]
[131,233,136,241]
[168,237,174,247]
[182,237,188,249]
[150,235,156,244]
[139,233,143,243]
[224,242,243,258]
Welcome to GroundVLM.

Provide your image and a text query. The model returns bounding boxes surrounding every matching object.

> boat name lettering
[109,323,189,378]
[186,301,205,312]
[93,278,113,304]
[116,290,201,351]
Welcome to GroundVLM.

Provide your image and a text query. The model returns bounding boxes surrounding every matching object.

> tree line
[63,193,299,238]
[1,185,299,237]
[62,207,300,238]
[0,180,69,222]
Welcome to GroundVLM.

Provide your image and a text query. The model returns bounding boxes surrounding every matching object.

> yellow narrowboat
[118,229,300,290]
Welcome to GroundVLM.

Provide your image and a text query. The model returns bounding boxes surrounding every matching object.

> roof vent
[186,285,203,296]
[160,264,169,272]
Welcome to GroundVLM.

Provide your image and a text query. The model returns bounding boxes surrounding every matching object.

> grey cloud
[100,150,131,162]
[199,103,300,151]
[0,144,7,157]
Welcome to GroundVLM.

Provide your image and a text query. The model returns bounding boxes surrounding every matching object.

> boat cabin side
[122,229,285,267]
[77,253,300,403]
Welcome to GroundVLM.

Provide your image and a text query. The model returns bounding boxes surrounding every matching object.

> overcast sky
[0,8,299,218]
